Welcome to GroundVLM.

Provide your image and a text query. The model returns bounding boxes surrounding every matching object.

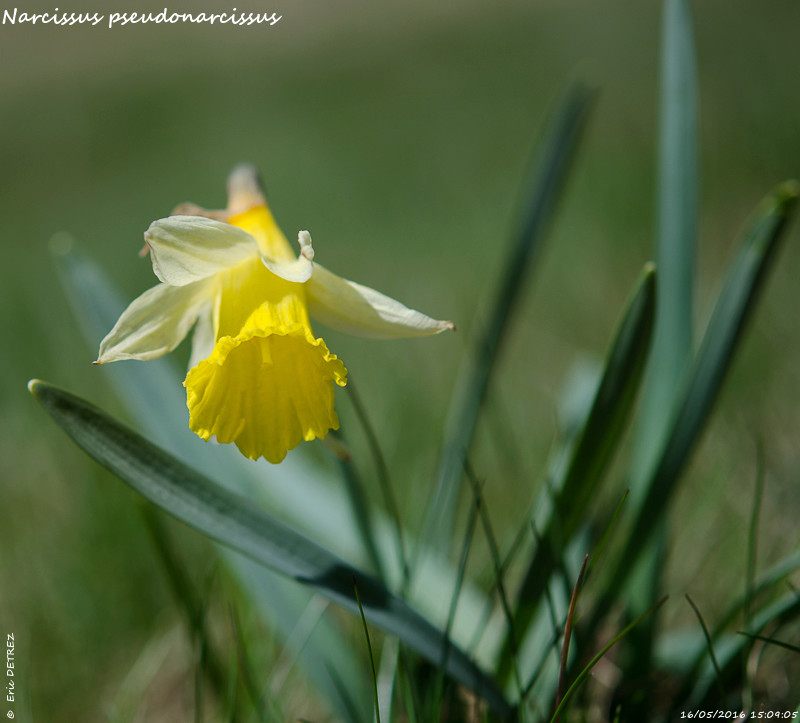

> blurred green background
[2,0,799,719]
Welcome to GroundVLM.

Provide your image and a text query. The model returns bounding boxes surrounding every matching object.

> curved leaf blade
[28,379,514,720]
[600,180,799,614]
[420,83,596,557]
[499,264,656,681]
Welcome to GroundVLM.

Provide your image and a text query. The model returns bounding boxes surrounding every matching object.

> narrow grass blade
[29,380,514,720]
[600,181,799,610]
[499,265,655,679]
[685,591,800,708]
[685,595,726,703]
[547,596,669,723]
[229,605,277,723]
[420,83,595,556]
[670,545,800,709]
[630,0,698,491]
[555,554,589,718]
[736,632,800,655]
[746,442,766,627]
[346,380,409,587]
[465,463,523,699]
[140,505,230,709]
[353,576,382,723]
[435,485,480,717]
[334,438,387,581]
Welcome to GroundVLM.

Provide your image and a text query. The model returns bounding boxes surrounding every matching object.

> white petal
[96,280,214,363]
[307,264,455,339]
[145,216,259,286]
[261,229,314,283]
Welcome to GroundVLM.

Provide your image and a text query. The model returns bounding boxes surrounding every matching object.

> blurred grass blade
[345,381,408,586]
[601,180,799,607]
[353,576,382,723]
[420,83,595,556]
[333,439,387,581]
[685,590,800,708]
[671,545,800,707]
[29,379,514,720]
[736,632,800,655]
[499,264,655,679]
[230,606,276,723]
[685,595,726,703]
[630,0,698,492]
[547,596,669,722]
[465,463,523,698]
[555,554,589,716]
[139,505,230,709]
[623,0,699,686]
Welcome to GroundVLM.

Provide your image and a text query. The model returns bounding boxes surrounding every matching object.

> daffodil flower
[96,165,454,463]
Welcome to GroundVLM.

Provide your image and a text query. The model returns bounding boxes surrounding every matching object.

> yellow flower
[96,165,454,463]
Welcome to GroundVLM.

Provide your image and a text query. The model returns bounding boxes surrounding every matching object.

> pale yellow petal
[307,264,455,339]
[96,279,213,363]
[145,216,259,286]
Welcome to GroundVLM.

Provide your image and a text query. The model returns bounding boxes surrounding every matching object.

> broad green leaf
[419,83,595,557]
[498,264,656,682]
[53,239,375,722]
[54,242,503,695]
[598,180,799,623]
[623,0,700,686]
[29,379,514,720]
[630,0,698,492]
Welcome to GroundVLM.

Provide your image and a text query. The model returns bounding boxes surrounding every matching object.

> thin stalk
[554,555,588,717]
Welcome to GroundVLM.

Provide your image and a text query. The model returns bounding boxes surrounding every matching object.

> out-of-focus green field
[2,0,799,719]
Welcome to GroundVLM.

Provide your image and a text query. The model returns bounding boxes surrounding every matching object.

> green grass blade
[745,442,766,628]
[685,595,726,704]
[345,381,409,587]
[547,596,669,723]
[420,83,595,556]
[555,555,589,716]
[601,181,799,609]
[736,632,800,656]
[465,463,523,699]
[140,505,231,710]
[333,439,387,581]
[499,265,655,678]
[685,591,800,708]
[670,545,800,708]
[353,576,382,723]
[29,379,514,721]
[229,605,277,723]
[630,0,698,490]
